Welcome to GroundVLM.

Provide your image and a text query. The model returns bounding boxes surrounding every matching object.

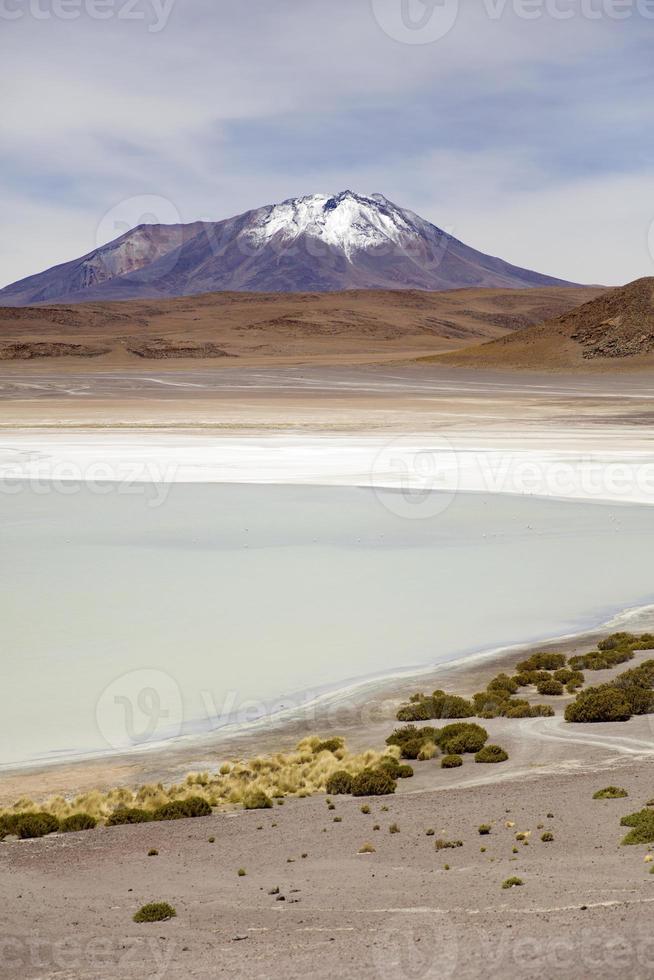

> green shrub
[243,790,273,810]
[536,678,564,696]
[152,797,211,821]
[517,653,566,672]
[620,810,654,845]
[564,686,632,723]
[623,687,654,716]
[378,756,402,777]
[478,825,491,835]
[1,811,60,839]
[396,700,434,722]
[399,737,426,760]
[504,702,532,719]
[438,723,488,754]
[487,674,519,695]
[396,692,475,722]
[133,902,176,923]
[106,807,153,826]
[238,867,246,876]
[325,771,353,795]
[397,764,414,779]
[541,832,554,842]
[441,754,463,769]
[502,877,523,889]
[475,745,509,764]
[59,812,97,833]
[385,725,440,750]
[314,737,344,754]
[528,704,555,718]
[593,786,628,800]
[351,769,397,797]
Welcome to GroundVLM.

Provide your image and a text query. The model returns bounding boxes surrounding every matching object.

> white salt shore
[1,429,654,507]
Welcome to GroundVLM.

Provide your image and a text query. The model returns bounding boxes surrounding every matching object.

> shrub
[106,807,153,826]
[593,786,628,800]
[620,810,654,845]
[360,804,371,814]
[396,700,434,722]
[417,741,438,761]
[439,723,488,754]
[541,832,554,842]
[623,687,654,716]
[325,771,353,795]
[1,811,60,839]
[441,755,463,769]
[59,812,97,833]
[526,703,555,718]
[565,687,632,723]
[396,692,474,722]
[358,842,376,853]
[517,653,566,672]
[536,678,564,696]
[487,674,519,695]
[133,902,176,923]
[400,738,426,760]
[475,745,509,764]
[351,769,396,797]
[237,868,246,876]
[148,848,158,856]
[243,790,273,810]
[152,797,211,821]
[314,737,344,754]
[397,764,414,779]
[180,796,212,817]
[389,823,400,834]
[478,825,491,835]
[386,725,440,750]
[502,877,524,889]
[435,839,463,850]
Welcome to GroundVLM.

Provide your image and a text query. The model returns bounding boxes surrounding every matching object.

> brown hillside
[433,278,654,371]
[0,285,602,367]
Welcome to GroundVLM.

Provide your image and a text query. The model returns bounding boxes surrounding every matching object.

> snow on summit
[246,191,419,259]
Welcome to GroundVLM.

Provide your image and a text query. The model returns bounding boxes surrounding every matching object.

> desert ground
[0,286,601,368]
[3,626,654,980]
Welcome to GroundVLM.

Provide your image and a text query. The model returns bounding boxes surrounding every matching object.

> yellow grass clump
[0,736,396,826]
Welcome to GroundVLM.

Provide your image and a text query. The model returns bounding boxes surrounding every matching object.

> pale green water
[1,482,652,767]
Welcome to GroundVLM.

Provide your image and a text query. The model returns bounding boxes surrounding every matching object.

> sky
[2,0,654,288]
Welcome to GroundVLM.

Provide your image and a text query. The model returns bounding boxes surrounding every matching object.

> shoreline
[3,430,654,508]
[3,599,654,806]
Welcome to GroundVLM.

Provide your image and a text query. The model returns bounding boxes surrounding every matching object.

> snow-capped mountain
[0,191,575,306]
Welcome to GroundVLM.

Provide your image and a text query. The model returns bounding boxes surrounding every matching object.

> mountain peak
[0,191,577,306]
[247,190,419,259]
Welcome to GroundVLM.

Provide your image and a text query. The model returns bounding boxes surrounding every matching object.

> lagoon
[1,481,653,768]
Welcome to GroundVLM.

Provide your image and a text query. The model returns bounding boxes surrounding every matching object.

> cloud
[1,0,654,287]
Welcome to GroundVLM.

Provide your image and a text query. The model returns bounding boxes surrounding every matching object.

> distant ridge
[0,191,577,306]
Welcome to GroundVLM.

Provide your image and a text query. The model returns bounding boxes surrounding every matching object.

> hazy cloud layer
[2,0,653,286]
